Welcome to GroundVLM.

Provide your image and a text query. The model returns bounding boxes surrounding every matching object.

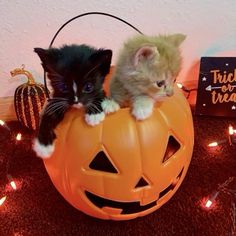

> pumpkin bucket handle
[43,11,144,99]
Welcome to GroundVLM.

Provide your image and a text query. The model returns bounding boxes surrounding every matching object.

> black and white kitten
[33,44,119,159]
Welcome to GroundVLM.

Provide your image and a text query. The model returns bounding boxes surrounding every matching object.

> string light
[208,142,218,147]
[7,174,17,190]
[0,119,22,207]
[16,133,22,141]
[0,196,7,206]
[0,119,10,131]
[229,125,234,135]
[207,125,236,148]
[202,191,219,210]
[207,139,227,147]
[201,177,235,215]
[176,82,198,99]
[228,124,236,145]
[177,82,183,89]
[0,119,5,126]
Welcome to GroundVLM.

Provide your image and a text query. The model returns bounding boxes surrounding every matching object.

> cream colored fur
[110,34,186,120]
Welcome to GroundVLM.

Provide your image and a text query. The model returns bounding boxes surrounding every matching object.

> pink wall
[0,0,236,97]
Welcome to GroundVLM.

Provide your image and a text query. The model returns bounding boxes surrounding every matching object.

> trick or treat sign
[195,57,236,117]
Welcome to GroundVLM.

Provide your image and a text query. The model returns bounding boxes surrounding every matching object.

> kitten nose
[166,90,174,97]
[73,102,83,109]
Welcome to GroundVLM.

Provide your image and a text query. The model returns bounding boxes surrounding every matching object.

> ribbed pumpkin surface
[14,83,46,130]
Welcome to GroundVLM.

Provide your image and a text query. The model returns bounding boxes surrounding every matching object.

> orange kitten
[109,34,186,120]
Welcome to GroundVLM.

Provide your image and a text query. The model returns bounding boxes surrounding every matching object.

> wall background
[0,0,236,98]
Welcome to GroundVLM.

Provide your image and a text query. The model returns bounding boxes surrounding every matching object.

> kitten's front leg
[101,98,120,114]
[132,96,154,120]
[33,108,65,159]
[85,101,105,126]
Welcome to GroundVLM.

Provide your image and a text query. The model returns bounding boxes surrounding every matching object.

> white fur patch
[33,138,55,159]
[101,99,120,114]
[85,112,105,126]
[132,97,154,120]
[73,102,83,109]
[73,81,78,103]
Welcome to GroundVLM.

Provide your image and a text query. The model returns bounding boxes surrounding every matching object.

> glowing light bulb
[177,83,183,89]
[0,120,10,131]
[228,124,236,145]
[201,191,219,210]
[208,142,218,147]
[208,139,227,147]
[7,175,17,190]
[16,133,22,141]
[229,125,234,135]
[205,199,213,208]
[10,181,17,190]
[0,196,6,206]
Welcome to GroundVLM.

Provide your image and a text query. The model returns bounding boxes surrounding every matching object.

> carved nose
[135,177,150,188]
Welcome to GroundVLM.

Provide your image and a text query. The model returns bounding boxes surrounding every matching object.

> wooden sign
[195,57,236,117]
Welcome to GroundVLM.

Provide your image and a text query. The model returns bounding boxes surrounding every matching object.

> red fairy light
[0,196,6,206]
[10,181,17,190]
[205,199,213,208]
[207,139,226,147]
[208,142,218,147]
[0,119,5,126]
[228,124,236,145]
[177,83,183,89]
[0,119,10,131]
[16,133,22,141]
[228,125,234,135]
[201,191,219,210]
[7,175,17,190]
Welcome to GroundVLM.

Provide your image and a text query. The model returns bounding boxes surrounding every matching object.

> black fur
[34,44,112,147]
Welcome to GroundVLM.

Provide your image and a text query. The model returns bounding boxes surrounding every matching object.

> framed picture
[195,57,236,117]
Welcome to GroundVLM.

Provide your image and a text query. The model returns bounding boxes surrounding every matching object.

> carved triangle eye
[162,136,181,163]
[89,151,118,173]
[135,177,150,188]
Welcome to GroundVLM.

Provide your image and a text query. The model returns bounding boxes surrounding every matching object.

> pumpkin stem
[10,64,36,85]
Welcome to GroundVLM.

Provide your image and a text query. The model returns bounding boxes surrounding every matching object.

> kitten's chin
[73,103,83,109]
[152,95,168,101]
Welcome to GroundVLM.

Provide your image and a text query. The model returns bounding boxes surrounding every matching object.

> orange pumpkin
[43,78,194,220]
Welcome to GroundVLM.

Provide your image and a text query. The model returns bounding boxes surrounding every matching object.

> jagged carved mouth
[85,168,184,215]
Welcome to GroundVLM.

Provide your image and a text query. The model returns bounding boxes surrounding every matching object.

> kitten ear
[167,34,186,47]
[34,48,47,61]
[34,47,51,72]
[133,46,159,67]
[90,49,112,76]
[34,47,58,73]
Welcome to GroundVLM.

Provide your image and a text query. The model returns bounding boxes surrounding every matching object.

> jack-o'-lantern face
[44,86,194,220]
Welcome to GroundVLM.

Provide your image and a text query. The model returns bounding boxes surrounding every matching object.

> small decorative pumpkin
[11,65,47,130]
[44,82,194,220]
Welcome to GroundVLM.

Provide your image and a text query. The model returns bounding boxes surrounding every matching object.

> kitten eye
[156,80,166,87]
[82,82,94,93]
[173,78,177,83]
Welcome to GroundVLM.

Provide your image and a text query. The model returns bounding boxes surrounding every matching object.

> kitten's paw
[101,99,120,114]
[132,106,153,120]
[85,112,105,126]
[33,138,55,159]
[132,96,154,120]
